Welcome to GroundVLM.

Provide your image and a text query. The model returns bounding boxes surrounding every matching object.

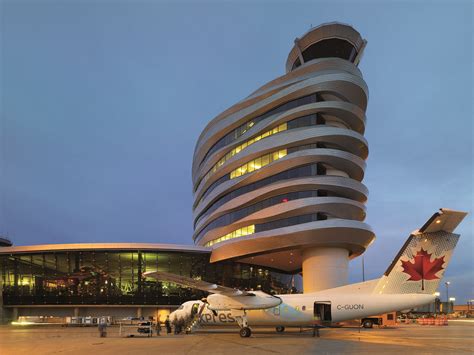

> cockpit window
[177,305,184,310]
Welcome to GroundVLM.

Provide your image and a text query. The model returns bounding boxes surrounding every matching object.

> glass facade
[301,39,358,63]
[195,109,357,206]
[204,213,328,248]
[230,149,288,179]
[194,162,328,228]
[195,190,326,243]
[196,123,288,192]
[204,225,255,247]
[196,112,325,196]
[0,249,300,306]
[197,142,334,205]
[200,94,318,166]
[291,39,358,70]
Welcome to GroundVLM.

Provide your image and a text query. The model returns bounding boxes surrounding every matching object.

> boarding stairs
[185,303,206,334]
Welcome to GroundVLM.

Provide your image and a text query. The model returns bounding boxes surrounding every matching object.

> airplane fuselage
[173,290,434,327]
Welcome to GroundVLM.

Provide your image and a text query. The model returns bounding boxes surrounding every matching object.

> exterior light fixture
[436,220,441,224]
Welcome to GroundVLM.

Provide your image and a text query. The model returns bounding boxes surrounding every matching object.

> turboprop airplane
[144,208,467,338]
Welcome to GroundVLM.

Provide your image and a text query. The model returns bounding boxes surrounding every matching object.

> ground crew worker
[98,317,107,337]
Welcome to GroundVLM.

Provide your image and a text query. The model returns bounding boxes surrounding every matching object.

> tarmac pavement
[0,321,473,354]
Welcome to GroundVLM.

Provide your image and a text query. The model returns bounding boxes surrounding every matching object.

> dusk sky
[1,1,472,301]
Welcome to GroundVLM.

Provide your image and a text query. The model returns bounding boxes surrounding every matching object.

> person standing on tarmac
[155,316,162,336]
[164,315,172,334]
[98,317,107,337]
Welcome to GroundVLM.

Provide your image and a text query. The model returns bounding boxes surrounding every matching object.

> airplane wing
[143,270,252,296]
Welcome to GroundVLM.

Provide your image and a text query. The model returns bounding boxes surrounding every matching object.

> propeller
[200,297,217,316]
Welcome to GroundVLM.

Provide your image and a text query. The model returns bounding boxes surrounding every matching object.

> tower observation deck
[192,22,374,292]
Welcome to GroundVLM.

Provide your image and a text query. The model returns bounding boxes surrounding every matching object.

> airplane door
[314,302,332,323]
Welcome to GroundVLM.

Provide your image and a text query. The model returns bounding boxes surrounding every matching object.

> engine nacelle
[207,291,281,311]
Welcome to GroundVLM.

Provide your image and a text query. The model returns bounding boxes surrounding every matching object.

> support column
[137,307,142,319]
[302,247,349,293]
[74,307,79,317]
[12,307,18,322]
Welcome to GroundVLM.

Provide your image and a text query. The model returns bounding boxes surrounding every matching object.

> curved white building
[192,23,375,292]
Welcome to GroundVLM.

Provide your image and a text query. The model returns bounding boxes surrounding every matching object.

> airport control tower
[192,23,375,293]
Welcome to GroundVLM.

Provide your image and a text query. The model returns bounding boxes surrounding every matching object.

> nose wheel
[239,327,252,337]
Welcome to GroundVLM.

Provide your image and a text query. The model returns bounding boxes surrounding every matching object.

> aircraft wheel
[240,327,252,338]
[275,326,285,333]
[362,319,373,328]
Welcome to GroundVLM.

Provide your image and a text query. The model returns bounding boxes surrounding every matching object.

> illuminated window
[204,225,255,247]
[199,123,287,187]
[230,148,287,179]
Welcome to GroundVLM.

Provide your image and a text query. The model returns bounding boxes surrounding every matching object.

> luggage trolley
[119,321,154,337]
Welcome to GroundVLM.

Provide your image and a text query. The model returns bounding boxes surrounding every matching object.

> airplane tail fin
[373,208,467,295]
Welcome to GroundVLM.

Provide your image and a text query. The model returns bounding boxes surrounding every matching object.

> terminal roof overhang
[0,243,211,254]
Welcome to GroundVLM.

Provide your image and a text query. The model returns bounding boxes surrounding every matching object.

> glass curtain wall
[0,250,299,306]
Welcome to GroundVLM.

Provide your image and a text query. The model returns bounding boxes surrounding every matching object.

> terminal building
[0,243,297,323]
[1,22,374,323]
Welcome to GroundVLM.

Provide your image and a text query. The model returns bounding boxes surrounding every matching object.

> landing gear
[276,326,285,333]
[235,311,252,338]
[239,327,252,338]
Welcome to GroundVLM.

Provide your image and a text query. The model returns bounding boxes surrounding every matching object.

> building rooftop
[286,22,366,73]
[0,242,210,254]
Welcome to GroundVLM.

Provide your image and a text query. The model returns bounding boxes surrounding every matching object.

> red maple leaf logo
[401,248,445,290]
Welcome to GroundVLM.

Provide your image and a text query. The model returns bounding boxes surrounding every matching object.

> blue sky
[1,1,472,302]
